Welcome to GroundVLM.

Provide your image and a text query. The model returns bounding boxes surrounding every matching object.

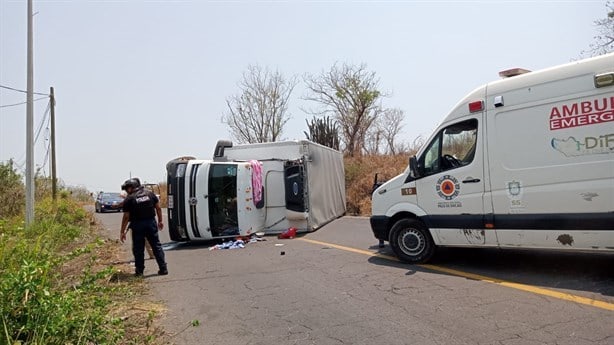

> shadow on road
[367,246,614,298]
[161,241,214,251]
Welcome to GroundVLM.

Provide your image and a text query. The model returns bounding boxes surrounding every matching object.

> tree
[581,1,614,57]
[304,116,340,150]
[363,123,383,155]
[0,160,25,218]
[383,108,406,155]
[407,135,425,155]
[222,65,297,143]
[368,108,405,155]
[303,63,386,156]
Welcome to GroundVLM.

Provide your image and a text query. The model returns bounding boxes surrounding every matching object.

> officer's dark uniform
[123,186,167,275]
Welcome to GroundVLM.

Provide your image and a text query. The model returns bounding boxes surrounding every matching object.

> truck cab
[167,159,265,241]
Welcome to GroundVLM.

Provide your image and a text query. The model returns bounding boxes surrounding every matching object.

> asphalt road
[95,210,614,345]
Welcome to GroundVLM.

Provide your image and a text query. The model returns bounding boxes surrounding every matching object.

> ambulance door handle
[462,178,481,184]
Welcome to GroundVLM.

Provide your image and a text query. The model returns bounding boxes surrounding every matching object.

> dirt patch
[557,234,574,246]
[71,217,173,344]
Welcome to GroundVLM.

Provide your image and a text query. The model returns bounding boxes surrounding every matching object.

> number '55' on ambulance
[370,53,614,263]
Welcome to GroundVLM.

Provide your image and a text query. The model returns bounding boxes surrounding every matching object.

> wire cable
[0,96,48,109]
[40,138,51,173]
[11,159,26,174]
[34,100,51,144]
[0,84,49,96]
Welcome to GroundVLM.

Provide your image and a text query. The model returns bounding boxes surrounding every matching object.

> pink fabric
[250,160,263,205]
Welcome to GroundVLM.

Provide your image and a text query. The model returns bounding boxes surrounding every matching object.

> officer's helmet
[121,178,140,191]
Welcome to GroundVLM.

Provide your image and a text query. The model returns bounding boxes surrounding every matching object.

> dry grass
[345,154,410,216]
[158,182,168,209]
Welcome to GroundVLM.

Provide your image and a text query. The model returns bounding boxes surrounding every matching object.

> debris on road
[209,239,245,250]
[277,227,297,239]
[208,234,267,251]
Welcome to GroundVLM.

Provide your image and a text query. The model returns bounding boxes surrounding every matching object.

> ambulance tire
[389,218,435,264]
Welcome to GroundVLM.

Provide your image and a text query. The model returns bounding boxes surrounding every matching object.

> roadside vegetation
[0,162,165,345]
[344,154,410,216]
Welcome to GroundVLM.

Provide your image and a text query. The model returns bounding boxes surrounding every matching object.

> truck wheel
[389,218,435,263]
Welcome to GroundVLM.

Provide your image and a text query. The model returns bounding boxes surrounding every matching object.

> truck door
[167,160,189,241]
[207,164,239,237]
[184,161,211,240]
[284,161,306,213]
[415,117,496,246]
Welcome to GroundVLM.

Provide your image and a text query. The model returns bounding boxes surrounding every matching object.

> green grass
[0,198,131,345]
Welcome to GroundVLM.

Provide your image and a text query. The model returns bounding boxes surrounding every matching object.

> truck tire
[389,218,435,263]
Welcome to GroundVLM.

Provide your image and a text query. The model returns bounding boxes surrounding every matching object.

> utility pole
[25,0,35,225]
[50,87,57,201]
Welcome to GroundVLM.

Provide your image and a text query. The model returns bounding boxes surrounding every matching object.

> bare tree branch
[303,63,387,156]
[581,1,614,57]
[222,65,297,143]
[380,108,405,155]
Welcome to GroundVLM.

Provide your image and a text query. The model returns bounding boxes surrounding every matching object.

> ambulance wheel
[389,218,435,264]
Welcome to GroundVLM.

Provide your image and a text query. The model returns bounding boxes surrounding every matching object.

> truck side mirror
[409,156,420,178]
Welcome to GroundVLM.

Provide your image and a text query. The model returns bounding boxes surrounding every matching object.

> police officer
[120,178,168,276]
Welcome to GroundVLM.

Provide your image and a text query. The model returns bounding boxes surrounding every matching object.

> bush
[64,185,96,204]
[36,198,88,229]
[0,197,127,345]
[0,246,122,344]
[0,162,25,218]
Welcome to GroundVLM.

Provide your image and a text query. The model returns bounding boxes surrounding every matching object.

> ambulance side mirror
[409,156,420,178]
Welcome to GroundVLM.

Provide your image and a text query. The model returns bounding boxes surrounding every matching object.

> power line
[0,96,48,109]
[34,100,51,144]
[40,138,51,174]
[10,159,26,174]
[2,99,52,175]
[0,84,49,96]
[37,113,51,174]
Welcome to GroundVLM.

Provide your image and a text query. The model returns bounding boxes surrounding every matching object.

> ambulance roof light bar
[499,68,531,78]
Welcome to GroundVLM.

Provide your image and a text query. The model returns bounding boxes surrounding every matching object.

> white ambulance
[370,53,614,263]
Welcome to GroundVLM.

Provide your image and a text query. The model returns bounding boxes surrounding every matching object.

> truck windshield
[208,164,239,237]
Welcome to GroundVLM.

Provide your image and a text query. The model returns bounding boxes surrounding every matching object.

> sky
[0,0,608,193]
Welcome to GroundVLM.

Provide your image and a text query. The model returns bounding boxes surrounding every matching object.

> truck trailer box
[370,53,614,263]
[167,140,346,242]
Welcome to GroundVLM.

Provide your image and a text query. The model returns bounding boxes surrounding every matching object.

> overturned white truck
[166,140,346,242]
